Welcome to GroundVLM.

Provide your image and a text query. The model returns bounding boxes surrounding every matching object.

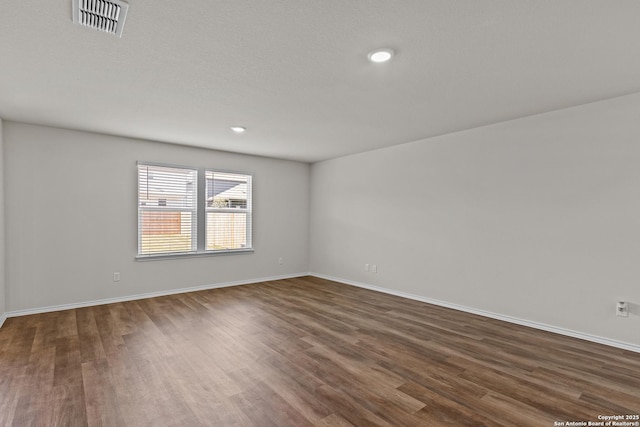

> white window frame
[136,162,253,260]
[205,171,253,253]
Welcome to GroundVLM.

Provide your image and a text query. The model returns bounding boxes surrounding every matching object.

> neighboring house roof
[210,181,247,201]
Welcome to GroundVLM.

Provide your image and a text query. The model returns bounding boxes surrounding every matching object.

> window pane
[205,171,252,252]
[138,164,197,256]
[206,171,249,208]
[140,211,194,255]
[206,212,247,250]
[139,165,197,209]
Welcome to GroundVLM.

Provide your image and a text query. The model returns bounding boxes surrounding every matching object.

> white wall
[310,93,640,347]
[4,122,309,312]
[0,118,5,325]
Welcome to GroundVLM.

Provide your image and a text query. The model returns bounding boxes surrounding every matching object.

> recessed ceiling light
[368,48,394,63]
[230,126,246,133]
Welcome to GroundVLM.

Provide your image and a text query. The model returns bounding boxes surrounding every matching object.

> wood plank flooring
[0,276,638,426]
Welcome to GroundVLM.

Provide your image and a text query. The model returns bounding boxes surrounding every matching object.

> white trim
[4,273,307,319]
[136,248,254,261]
[310,273,640,354]
[5,272,639,355]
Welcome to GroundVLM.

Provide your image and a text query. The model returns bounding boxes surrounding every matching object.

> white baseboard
[4,273,308,320]
[5,272,639,354]
[310,273,640,354]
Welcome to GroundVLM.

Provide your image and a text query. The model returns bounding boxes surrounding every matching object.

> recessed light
[230,126,246,133]
[368,48,394,63]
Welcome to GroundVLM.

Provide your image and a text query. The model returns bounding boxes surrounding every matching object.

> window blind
[137,164,198,256]
[205,171,252,251]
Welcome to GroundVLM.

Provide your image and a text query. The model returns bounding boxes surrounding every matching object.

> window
[138,164,198,256]
[206,171,252,251]
[137,162,253,258]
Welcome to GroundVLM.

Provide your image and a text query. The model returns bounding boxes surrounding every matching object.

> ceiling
[1,1,640,163]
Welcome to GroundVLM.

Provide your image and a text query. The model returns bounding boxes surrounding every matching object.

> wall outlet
[113,272,120,282]
[616,301,629,317]
[372,264,377,273]
[364,263,369,272]
[278,257,284,265]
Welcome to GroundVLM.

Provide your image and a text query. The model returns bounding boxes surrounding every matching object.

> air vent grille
[72,0,129,37]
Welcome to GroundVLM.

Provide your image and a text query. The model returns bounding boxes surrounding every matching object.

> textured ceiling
[1,1,640,162]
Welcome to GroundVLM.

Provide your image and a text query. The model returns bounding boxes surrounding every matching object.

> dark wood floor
[0,276,638,426]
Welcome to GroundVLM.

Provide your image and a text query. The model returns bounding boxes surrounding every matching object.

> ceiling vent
[72,0,129,37]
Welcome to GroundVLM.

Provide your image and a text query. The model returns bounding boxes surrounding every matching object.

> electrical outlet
[113,272,120,282]
[364,263,369,272]
[278,257,284,265]
[616,301,629,317]
[372,264,377,273]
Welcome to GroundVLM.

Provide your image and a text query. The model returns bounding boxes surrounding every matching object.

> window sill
[135,248,254,261]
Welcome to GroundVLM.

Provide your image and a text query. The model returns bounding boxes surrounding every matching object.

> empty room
[1,1,639,426]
